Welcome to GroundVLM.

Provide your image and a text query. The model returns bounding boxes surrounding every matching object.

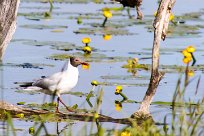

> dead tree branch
[132,0,176,117]
[0,101,155,125]
[0,0,20,60]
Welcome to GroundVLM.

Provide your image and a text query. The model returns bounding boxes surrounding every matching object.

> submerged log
[0,0,20,60]
[132,0,176,117]
[0,101,156,125]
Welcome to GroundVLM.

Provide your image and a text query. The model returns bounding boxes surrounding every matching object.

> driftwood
[0,101,155,125]
[0,0,20,60]
[132,0,176,117]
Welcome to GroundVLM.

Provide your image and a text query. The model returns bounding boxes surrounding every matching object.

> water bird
[24,57,88,113]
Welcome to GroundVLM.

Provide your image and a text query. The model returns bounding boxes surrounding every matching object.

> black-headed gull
[28,57,88,112]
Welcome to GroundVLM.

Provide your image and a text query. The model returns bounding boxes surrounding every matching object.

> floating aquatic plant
[102,9,112,27]
[77,16,82,24]
[182,45,196,66]
[91,80,99,86]
[115,85,128,100]
[82,37,92,54]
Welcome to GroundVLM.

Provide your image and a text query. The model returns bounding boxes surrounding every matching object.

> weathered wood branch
[132,0,176,117]
[0,101,155,125]
[0,0,20,60]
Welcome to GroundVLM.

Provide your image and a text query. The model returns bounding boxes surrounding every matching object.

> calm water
[1,0,204,135]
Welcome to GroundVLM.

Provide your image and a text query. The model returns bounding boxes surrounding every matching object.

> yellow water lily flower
[91,80,98,86]
[182,49,192,58]
[82,37,91,44]
[121,131,131,136]
[29,127,35,134]
[186,45,196,53]
[103,10,112,18]
[94,113,99,119]
[115,85,122,94]
[83,46,92,54]
[16,113,24,118]
[169,13,174,21]
[103,34,112,41]
[183,57,192,64]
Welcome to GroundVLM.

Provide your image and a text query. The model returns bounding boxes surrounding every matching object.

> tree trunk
[132,0,176,117]
[0,0,20,60]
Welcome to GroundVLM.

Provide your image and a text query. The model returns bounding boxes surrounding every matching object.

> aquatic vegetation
[77,16,83,24]
[102,8,112,27]
[91,80,99,86]
[182,46,196,65]
[82,37,92,54]
[115,85,123,94]
[115,85,128,100]
[29,127,35,135]
[122,58,149,70]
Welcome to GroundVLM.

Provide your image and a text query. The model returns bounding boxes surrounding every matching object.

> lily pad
[100,75,150,80]
[2,62,54,69]
[48,52,129,62]
[22,40,76,51]
[146,24,201,38]
[99,81,149,87]
[19,24,68,30]
[74,27,134,35]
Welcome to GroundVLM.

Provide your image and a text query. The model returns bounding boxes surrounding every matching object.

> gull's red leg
[58,97,73,112]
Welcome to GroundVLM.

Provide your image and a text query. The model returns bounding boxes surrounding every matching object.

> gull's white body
[32,60,79,96]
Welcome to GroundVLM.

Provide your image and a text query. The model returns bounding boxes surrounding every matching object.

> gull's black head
[70,57,88,67]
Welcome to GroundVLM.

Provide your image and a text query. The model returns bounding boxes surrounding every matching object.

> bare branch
[132,0,176,117]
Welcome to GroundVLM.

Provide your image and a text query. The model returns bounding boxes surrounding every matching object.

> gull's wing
[32,72,63,90]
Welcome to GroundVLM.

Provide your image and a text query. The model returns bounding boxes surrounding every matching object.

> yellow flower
[169,13,174,21]
[91,80,98,86]
[16,113,24,118]
[103,10,112,18]
[121,131,131,136]
[94,113,99,119]
[83,46,92,54]
[115,101,122,112]
[103,34,112,41]
[82,37,91,44]
[29,127,35,134]
[115,85,123,94]
[182,50,192,58]
[187,70,194,77]
[183,57,192,64]
[82,63,90,70]
[186,46,196,53]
